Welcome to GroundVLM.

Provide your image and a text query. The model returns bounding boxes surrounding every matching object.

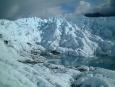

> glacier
[0,16,115,87]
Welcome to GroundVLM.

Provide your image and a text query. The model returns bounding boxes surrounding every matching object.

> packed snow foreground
[0,17,115,87]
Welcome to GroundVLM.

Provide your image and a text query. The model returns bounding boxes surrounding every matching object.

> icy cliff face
[0,17,115,67]
[0,17,114,58]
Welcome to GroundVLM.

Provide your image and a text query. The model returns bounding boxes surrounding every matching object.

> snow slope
[0,39,115,87]
[0,17,115,87]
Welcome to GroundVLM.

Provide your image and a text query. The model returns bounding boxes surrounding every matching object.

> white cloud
[75,1,91,15]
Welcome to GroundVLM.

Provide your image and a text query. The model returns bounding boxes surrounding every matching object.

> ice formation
[0,17,115,87]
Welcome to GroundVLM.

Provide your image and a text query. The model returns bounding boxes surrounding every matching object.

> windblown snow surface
[0,16,115,87]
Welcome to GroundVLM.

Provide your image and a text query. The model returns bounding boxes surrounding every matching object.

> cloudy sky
[0,0,106,19]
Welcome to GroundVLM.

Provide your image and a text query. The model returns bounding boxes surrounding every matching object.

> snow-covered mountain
[0,17,115,87]
[0,17,115,66]
[1,17,115,56]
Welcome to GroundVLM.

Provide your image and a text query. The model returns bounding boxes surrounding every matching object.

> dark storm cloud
[82,0,115,17]
[110,0,115,6]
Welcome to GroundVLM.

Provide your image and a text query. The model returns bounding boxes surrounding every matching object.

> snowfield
[0,17,115,87]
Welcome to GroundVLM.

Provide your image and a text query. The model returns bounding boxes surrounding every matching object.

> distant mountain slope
[0,17,114,58]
